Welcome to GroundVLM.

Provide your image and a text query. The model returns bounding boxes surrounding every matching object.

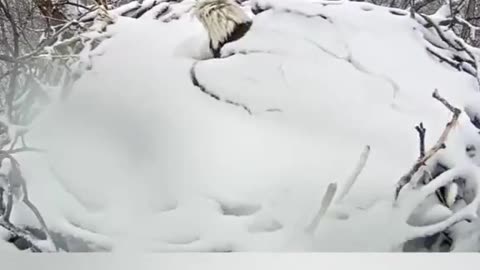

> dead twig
[395,89,461,201]
[415,123,426,158]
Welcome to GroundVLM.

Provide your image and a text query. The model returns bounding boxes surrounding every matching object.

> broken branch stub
[415,123,426,158]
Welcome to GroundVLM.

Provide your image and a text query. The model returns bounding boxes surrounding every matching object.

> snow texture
[4,0,480,252]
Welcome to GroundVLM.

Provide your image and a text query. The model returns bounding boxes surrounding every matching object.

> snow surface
[7,0,480,251]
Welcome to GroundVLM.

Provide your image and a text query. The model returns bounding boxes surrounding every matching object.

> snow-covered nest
[4,0,480,252]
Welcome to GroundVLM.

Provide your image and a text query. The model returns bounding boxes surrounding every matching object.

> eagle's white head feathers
[193,0,252,56]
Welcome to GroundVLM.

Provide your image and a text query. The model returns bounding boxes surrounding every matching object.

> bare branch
[395,90,461,200]
[56,1,93,12]
[415,122,426,158]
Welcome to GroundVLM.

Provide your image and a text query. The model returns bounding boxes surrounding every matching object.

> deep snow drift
[4,0,480,251]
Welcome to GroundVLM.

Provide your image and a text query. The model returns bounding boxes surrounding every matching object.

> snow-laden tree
[1,0,117,251]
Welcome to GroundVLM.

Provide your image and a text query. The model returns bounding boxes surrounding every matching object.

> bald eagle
[193,0,252,58]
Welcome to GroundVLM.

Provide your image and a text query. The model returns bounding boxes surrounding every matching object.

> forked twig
[415,123,426,158]
[395,89,461,200]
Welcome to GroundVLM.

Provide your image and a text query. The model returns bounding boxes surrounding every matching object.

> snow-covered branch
[335,145,371,203]
[0,154,57,252]
[414,12,480,83]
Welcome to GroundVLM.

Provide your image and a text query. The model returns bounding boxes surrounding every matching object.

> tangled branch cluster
[0,0,118,252]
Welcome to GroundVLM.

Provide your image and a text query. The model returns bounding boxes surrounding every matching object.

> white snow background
[4,0,480,252]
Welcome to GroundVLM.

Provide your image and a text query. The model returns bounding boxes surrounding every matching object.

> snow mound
[10,0,480,251]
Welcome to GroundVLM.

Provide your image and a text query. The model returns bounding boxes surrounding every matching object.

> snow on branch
[305,145,370,234]
[414,13,480,83]
[0,153,57,252]
[304,162,480,250]
[404,166,480,240]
